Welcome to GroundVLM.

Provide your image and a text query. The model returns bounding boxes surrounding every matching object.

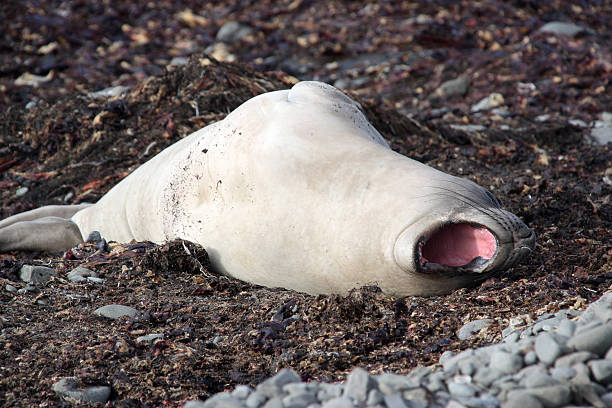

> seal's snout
[512,226,536,262]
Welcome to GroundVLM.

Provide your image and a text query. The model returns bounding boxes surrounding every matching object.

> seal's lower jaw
[417,223,498,274]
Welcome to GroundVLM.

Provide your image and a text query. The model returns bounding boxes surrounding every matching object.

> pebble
[489,351,523,374]
[343,367,374,402]
[136,333,164,343]
[537,21,588,37]
[170,56,189,66]
[591,112,612,146]
[433,76,469,98]
[93,304,140,319]
[567,323,612,355]
[457,319,494,340]
[67,266,98,282]
[193,293,612,408]
[19,265,57,284]
[502,393,543,408]
[588,359,612,383]
[534,333,563,365]
[216,21,253,43]
[16,186,29,197]
[5,284,17,292]
[88,85,129,99]
[471,93,504,112]
[52,377,111,403]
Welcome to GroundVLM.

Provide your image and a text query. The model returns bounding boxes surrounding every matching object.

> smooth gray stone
[589,359,612,383]
[490,351,523,374]
[367,389,384,405]
[554,351,596,368]
[556,319,576,337]
[448,382,477,398]
[533,318,561,334]
[504,331,520,343]
[376,373,416,394]
[470,93,503,112]
[93,304,140,319]
[524,351,538,365]
[468,393,500,408]
[442,350,476,372]
[568,324,612,356]
[321,397,354,408]
[201,393,239,408]
[517,385,571,408]
[88,86,129,99]
[592,125,612,146]
[15,187,28,197]
[535,332,564,365]
[256,369,300,398]
[450,124,487,133]
[170,57,188,66]
[282,382,314,394]
[425,372,446,392]
[555,309,580,320]
[575,320,602,334]
[538,22,587,37]
[261,397,283,408]
[216,21,253,43]
[501,392,543,408]
[444,401,467,408]
[571,362,592,384]
[135,333,164,343]
[317,383,343,401]
[183,400,206,408]
[5,284,17,292]
[473,367,504,387]
[282,391,317,408]
[519,372,557,388]
[402,387,428,402]
[600,392,612,407]
[439,350,456,364]
[232,385,252,399]
[571,382,607,408]
[20,265,57,284]
[67,266,98,282]
[606,346,612,360]
[52,377,111,403]
[549,366,576,381]
[383,393,409,408]
[407,366,432,384]
[343,367,374,402]
[579,293,612,324]
[458,319,494,340]
[245,391,267,408]
[434,76,469,97]
[459,360,476,376]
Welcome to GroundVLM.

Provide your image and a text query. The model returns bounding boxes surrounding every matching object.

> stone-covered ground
[0,1,610,406]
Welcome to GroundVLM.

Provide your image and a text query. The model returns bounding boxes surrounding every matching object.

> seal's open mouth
[418,224,497,271]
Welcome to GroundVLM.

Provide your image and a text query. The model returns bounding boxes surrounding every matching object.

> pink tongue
[422,224,497,267]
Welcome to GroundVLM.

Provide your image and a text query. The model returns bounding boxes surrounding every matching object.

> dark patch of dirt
[0,0,611,406]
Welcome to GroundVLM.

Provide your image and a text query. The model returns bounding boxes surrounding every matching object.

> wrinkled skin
[0,82,535,296]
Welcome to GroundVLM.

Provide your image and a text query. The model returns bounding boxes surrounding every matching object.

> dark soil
[0,1,610,406]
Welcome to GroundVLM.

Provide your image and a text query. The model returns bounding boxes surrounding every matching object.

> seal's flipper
[0,216,84,252]
[0,204,92,229]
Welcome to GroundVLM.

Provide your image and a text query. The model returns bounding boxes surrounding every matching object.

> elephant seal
[0,81,535,296]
